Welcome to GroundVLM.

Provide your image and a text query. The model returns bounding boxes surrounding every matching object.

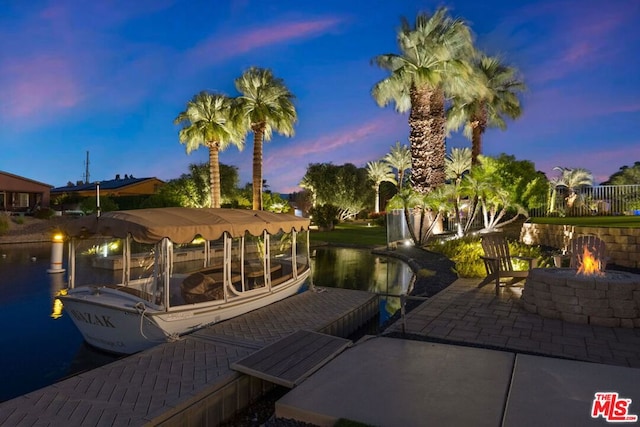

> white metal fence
[529,184,640,217]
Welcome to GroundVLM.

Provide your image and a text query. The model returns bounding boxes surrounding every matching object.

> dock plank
[231,330,352,388]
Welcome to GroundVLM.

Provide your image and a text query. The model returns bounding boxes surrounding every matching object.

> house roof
[51,176,162,193]
[0,170,52,188]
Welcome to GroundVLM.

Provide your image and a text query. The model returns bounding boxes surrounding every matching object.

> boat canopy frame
[62,208,311,308]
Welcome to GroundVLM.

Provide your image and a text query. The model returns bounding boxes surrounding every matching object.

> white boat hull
[61,269,309,354]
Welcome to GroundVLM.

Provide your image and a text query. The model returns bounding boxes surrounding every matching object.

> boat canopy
[60,207,311,244]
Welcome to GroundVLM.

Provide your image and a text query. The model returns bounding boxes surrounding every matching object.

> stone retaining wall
[521,268,640,328]
[520,223,640,269]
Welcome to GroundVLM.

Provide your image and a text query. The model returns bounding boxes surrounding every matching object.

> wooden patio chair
[479,233,538,295]
[569,235,607,270]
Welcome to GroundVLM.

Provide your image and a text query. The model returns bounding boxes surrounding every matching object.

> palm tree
[174,91,243,208]
[235,67,297,210]
[372,8,477,194]
[383,141,411,189]
[553,167,594,192]
[463,156,526,232]
[552,166,593,210]
[447,54,526,164]
[366,160,397,213]
[445,147,472,236]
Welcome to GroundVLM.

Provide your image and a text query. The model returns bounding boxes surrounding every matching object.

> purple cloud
[263,115,405,191]
[527,3,638,85]
[0,54,82,119]
[186,17,344,66]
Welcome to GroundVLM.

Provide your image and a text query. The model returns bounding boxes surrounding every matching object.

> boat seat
[181,272,224,303]
[270,273,293,287]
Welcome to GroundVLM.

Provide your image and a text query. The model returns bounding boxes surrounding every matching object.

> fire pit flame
[576,245,604,277]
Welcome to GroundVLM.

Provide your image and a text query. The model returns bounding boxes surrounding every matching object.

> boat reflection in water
[310,246,414,324]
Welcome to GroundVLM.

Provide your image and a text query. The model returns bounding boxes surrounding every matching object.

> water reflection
[310,246,414,322]
[50,271,66,319]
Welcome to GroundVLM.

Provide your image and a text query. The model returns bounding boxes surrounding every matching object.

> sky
[1,0,639,193]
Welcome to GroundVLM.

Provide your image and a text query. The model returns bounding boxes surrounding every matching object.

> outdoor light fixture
[47,233,65,274]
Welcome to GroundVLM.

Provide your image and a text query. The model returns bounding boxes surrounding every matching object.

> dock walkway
[0,287,378,426]
[276,277,640,426]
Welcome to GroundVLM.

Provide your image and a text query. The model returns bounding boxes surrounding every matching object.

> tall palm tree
[372,8,477,194]
[447,54,526,164]
[174,91,243,208]
[366,160,397,213]
[235,67,297,210]
[383,141,411,189]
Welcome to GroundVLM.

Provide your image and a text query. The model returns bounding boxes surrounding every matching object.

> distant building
[51,175,164,198]
[0,171,52,213]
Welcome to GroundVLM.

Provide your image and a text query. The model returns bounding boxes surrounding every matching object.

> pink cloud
[526,3,638,85]
[0,55,82,119]
[188,17,343,66]
[264,115,403,169]
[262,115,406,191]
[561,42,593,65]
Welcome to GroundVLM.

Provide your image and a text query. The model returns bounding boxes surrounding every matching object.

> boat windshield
[69,228,309,309]
[71,237,160,303]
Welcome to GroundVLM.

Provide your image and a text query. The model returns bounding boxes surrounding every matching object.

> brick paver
[384,278,640,367]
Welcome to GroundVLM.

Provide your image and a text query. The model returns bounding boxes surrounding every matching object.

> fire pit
[521,268,640,327]
[522,245,640,327]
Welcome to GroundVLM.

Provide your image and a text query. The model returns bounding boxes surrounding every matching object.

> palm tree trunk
[471,106,487,165]
[409,85,446,194]
[398,170,404,189]
[209,143,221,208]
[374,186,380,214]
[252,124,265,210]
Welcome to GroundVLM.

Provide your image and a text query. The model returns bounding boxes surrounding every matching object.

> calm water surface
[0,244,413,402]
[311,246,414,323]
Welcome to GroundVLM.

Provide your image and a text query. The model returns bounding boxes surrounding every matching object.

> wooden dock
[0,287,378,426]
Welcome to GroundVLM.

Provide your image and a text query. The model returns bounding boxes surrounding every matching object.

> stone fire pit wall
[521,268,640,328]
[520,223,640,269]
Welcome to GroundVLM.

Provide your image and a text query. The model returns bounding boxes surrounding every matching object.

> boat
[57,207,311,354]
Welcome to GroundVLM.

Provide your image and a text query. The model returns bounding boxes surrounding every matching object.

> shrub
[368,211,386,227]
[0,214,9,236]
[429,235,552,278]
[310,204,339,231]
[430,236,486,278]
[34,208,55,219]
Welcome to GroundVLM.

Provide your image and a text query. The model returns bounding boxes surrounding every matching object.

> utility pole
[84,151,90,184]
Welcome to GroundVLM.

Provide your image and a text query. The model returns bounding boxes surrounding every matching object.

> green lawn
[309,222,387,246]
[529,216,640,228]
[308,216,640,248]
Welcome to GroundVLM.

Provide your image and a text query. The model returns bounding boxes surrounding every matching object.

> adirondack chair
[479,233,538,295]
[569,235,607,271]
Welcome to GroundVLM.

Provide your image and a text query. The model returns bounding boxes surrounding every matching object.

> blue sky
[1,0,639,193]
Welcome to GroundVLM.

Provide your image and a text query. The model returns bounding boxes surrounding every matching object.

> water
[0,244,413,402]
[0,244,120,402]
[310,246,414,324]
